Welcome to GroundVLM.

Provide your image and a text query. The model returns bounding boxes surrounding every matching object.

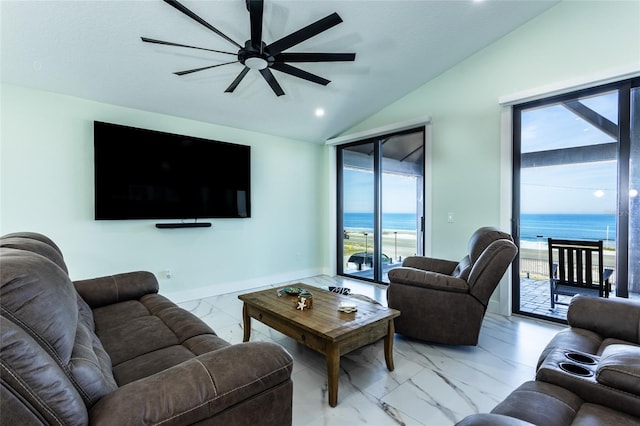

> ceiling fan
[142,0,356,96]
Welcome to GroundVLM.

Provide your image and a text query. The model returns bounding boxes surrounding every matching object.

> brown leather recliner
[0,232,294,425]
[387,226,518,345]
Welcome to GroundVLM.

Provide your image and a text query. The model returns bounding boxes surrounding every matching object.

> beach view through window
[338,130,424,283]
[514,85,640,320]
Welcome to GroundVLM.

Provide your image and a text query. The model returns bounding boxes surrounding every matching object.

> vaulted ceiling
[1,0,560,143]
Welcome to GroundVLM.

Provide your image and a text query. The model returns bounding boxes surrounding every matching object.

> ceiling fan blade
[246,0,264,51]
[174,60,239,76]
[274,52,355,62]
[260,68,285,96]
[271,63,330,86]
[225,67,250,93]
[164,0,242,49]
[266,12,343,56]
[141,37,236,56]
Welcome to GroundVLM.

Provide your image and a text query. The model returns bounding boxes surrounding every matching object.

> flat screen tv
[94,121,250,220]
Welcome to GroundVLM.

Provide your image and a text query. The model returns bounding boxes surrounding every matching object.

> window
[512,77,640,322]
[337,128,426,284]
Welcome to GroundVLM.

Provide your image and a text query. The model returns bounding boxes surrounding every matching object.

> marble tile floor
[177,275,565,426]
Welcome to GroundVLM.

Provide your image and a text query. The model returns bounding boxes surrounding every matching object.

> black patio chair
[548,238,614,309]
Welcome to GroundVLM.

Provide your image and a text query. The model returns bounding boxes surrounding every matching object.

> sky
[343,90,632,216]
[520,90,620,214]
[343,169,417,213]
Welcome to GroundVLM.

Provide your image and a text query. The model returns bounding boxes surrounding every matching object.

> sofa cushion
[70,317,118,404]
[567,295,640,345]
[573,403,640,425]
[74,271,159,308]
[1,247,117,411]
[92,293,229,385]
[1,315,90,426]
[596,344,640,396]
[1,248,77,361]
[386,268,469,293]
[0,233,68,273]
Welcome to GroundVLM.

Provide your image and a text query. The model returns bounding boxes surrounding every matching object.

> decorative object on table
[282,286,303,296]
[296,291,313,310]
[338,302,357,313]
[329,286,351,295]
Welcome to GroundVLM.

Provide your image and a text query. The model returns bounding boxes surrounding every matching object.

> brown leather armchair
[387,226,517,345]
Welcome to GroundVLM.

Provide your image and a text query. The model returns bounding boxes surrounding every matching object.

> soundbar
[155,223,212,229]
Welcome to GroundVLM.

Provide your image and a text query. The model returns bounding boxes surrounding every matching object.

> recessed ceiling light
[315,108,325,117]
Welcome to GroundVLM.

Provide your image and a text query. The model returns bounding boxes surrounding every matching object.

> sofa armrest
[401,256,458,274]
[388,267,468,293]
[567,295,640,344]
[89,341,293,426]
[596,344,640,396]
[73,271,159,308]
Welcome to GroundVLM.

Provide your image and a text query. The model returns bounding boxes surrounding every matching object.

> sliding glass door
[512,77,639,322]
[337,128,425,284]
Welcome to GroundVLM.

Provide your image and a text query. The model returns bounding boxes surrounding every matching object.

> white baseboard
[160,267,324,303]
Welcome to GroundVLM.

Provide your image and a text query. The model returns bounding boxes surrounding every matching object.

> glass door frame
[336,127,426,284]
[511,77,638,322]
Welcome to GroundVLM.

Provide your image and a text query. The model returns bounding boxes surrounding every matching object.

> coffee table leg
[384,319,395,371]
[326,343,340,407]
[242,303,251,342]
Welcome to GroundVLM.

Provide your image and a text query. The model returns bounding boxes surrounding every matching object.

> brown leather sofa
[387,226,518,345]
[0,232,294,425]
[456,295,640,425]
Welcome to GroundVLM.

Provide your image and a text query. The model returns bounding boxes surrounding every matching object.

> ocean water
[344,212,416,231]
[344,212,616,245]
[520,213,616,245]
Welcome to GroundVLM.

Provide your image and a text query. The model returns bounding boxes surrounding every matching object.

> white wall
[0,85,327,301]
[335,0,640,312]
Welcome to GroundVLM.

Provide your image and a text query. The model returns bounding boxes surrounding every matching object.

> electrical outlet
[447,212,455,223]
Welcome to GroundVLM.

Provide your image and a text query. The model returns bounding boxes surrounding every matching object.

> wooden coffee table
[238,285,400,407]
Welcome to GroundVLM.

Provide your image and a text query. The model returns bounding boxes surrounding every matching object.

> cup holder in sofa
[564,351,597,365]
[558,362,594,377]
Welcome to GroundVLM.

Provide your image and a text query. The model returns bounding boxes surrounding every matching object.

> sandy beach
[343,230,417,263]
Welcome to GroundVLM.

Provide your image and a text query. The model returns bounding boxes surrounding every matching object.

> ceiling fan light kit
[142,0,356,96]
[244,57,268,70]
